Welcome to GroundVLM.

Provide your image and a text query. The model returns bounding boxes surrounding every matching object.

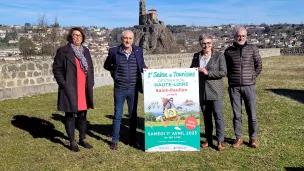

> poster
[144,68,200,152]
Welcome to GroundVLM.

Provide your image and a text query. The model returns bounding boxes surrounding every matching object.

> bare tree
[53,16,60,28]
[41,16,66,57]
[37,13,48,32]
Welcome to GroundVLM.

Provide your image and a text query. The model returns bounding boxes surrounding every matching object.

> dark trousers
[228,85,257,140]
[201,100,225,142]
[112,87,138,143]
[65,110,87,142]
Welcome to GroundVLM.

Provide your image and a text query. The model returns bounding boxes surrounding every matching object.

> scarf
[70,43,88,73]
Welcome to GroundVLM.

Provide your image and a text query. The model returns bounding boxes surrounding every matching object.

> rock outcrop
[135,0,179,54]
[133,25,179,54]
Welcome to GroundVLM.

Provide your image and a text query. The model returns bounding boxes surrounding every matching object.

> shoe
[217,142,224,151]
[70,141,80,152]
[174,126,181,131]
[129,141,142,149]
[156,115,162,121]
[233,138,243,149]
[201,141,209,148]
[79,139,93,149]
[110,142,118,150]
[249,139,259,148]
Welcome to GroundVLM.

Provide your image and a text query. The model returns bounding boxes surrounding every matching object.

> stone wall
[259,48,281,58]
[281,47,304,56]
[0,48,281,100]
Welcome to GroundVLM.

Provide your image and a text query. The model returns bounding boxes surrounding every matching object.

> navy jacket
[104,44,147,93]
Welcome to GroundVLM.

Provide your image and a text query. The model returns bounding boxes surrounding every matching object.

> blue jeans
[112,87,138,143]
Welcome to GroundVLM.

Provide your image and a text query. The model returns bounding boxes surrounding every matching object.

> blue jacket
[104,44,147,93]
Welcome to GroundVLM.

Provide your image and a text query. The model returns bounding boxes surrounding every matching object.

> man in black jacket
[224,27,262,149]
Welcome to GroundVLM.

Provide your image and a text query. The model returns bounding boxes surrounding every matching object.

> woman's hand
[198,67,208,75]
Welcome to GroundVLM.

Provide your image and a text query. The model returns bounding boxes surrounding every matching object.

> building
[139,0,163,25]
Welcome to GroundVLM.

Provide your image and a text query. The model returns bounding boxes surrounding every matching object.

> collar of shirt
[199,53,211,68]
[122,48,132,59]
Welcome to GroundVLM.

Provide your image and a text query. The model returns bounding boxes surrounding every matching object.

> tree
[39,16,67,57]
[90,32,98,38]
[145,113,156,122]
[39,16,65,57]
[296,26,302,31]
[260,22,268,27]
[50,16,60,28]
[19,37,36,57]
[264,26,271,34]
[5,29,18,41]
[24,23,31,32]
[24,23,31,27]
[176,39,185,46]
[37,13,48,33]
[41,43,54,56]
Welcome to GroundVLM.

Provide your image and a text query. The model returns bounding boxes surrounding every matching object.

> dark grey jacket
[53,44,94,112]
[224,42,262,86]
[190,50,227,100]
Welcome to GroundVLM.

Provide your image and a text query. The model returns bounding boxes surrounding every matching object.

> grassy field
[0,56,303,171]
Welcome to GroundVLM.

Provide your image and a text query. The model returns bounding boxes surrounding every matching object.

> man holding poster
[104,30,147,150]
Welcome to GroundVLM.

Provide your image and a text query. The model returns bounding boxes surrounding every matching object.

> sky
[0,0,303,29]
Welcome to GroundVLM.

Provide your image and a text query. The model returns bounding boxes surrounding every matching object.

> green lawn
[0,56,303,170]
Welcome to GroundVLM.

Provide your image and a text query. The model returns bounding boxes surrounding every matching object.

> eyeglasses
[200,42,212,45]
[72,34,82,38]
[237,35,246,38]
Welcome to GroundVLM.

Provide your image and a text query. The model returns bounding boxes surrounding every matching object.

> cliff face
[133,25,180,54]
[139,15,160,25]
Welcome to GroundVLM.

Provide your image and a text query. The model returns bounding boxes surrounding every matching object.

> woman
[53,27,94,152]
[190,35,227,151]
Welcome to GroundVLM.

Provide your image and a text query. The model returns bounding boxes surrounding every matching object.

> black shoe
[129,141,142,149]
[110,142,118,150]
[70,141,80,152]
[79,139,93,149]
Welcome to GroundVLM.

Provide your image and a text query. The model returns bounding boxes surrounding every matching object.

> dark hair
[66,27,86,44]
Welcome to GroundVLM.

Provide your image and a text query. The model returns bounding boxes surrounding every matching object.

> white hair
[199,35,213,42]
[122,30,134,37]
[234,27,247,36]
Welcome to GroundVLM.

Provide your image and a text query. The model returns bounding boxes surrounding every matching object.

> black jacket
[53,43,94,112]
[224,42,262,86]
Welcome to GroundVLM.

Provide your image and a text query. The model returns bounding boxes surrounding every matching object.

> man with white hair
[224,27,262,149]
[104,30,147,150]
